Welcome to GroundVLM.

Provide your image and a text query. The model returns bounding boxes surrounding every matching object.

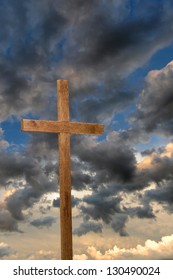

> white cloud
[74,254,88,260]
[85,234,173,260]
[27,250,58,260]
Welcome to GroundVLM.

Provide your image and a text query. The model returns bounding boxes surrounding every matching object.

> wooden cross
[21,80,104,260]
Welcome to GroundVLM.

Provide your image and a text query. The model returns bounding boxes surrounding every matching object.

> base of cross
[21,80,104,260]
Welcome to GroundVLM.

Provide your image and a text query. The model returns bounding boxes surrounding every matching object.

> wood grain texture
[57,80,69,121]
[57,80,72,260]
[21,119,104,135]
[59,132,72,260]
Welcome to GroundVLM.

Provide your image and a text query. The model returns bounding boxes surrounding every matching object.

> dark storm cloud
[79,15,162,67]
[73,221,103,236]
[59,1,173,123]
[133,62,173,135]
[145,180,173,207]
[30,216,56,228]
[68,131,156,235]
[147,155,173,184]
[141,148,157,156]
[0,151,35,185]
[25,133,58,159]
[0,150,56,220]
[77,85,134,123]
[6,187,42,221]
[5,175,56,220]
[0,0,67,120]
[52,198,59,208]
[81,191,122,224]
[73,133,137,184]
[1,127,170,235]
[127,205,155,219]
[111,214,128,236]
[133,144,173,215]
[0,150,55,190]
[73,138,173,235]
[64,0,173,70]
[53,195,80,208]
[61,1,173,81]
[1,0,173,123]
[27,130,137,193]
[71,163,94,191]
[119,127,149,145]
[0,209,20,232]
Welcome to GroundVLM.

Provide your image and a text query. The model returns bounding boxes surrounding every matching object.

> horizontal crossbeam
[21,119,104,135]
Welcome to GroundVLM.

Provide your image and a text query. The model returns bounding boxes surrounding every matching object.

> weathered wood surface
[21,119,104,135]
[21,79,104,260]
[57,80,72,260]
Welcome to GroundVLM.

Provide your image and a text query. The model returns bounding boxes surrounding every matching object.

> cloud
[70,133,161,235]
[0,0,67,121]
[72,132,137,186]
[138,141,173,184]
[5,175,56,220]
[62,0,173,74]
[39,205,51,214]
[0,243,15,258]
[0,149,56,222]
[73,221,103,236]
[59,1,173,125]
[135,141,173,213]
[0,140,9,149]
[111,214,128,236]
[0,131,171,237]
[73,254,88,260]
[73,138,173,236]
[0,127,9,149]
[27,249,57,260]
[30,216,56,228]
[145,180,173,210]
[0,209,20,232]
[127,205,155,219]
[0,151,37,186]
[0,0,173,123]
[53,195,80,208]
[81,192,122,224]
[86,234,173,260]
[134,61,173,135]
[78,15,161,68]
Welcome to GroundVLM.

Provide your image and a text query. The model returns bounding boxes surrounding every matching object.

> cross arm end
[21,119,26,131]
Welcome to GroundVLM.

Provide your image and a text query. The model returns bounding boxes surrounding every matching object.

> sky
[0,0,173,260]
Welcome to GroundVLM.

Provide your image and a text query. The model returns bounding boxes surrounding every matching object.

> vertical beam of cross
[58,80,72,260]
[21,80,104,260]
